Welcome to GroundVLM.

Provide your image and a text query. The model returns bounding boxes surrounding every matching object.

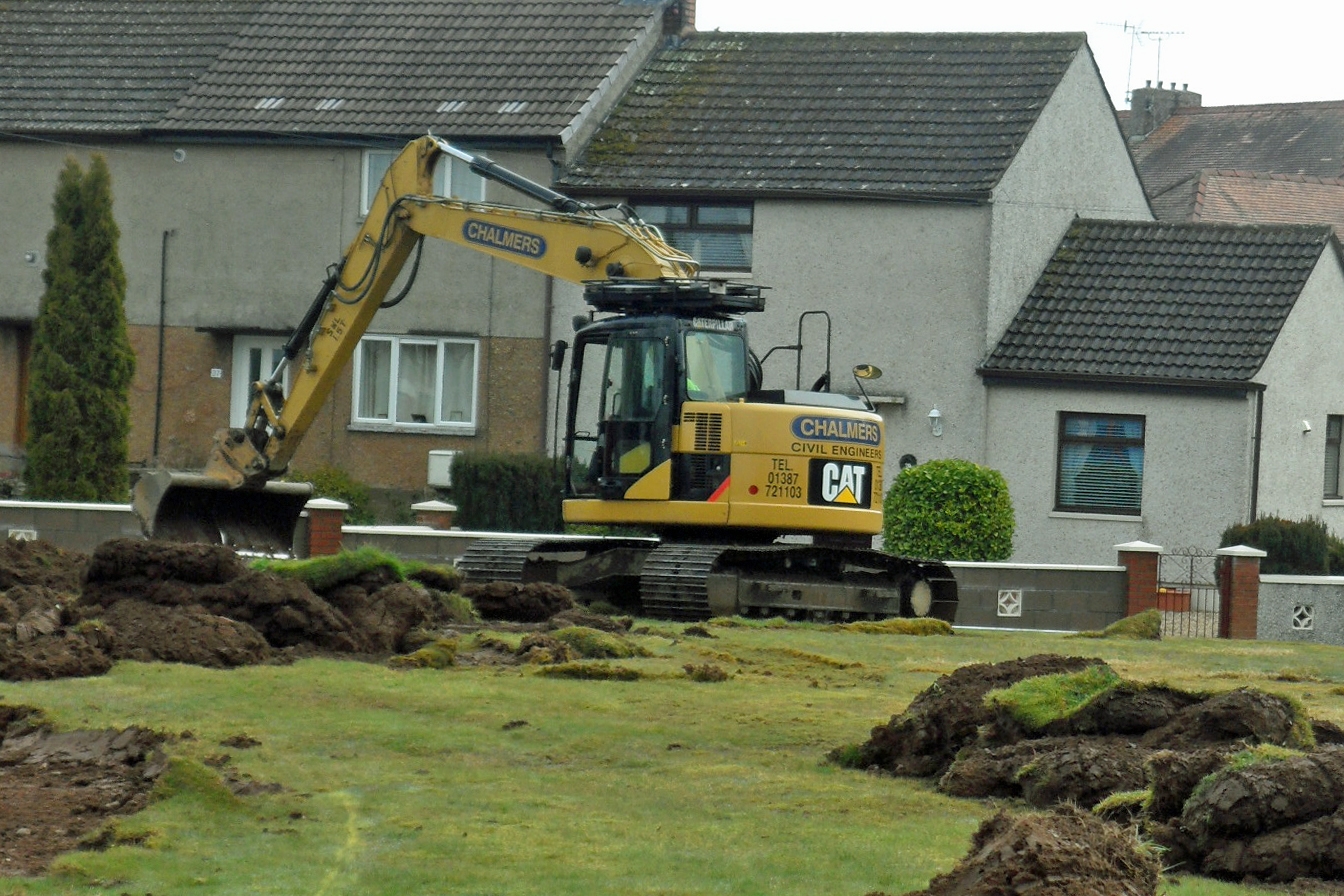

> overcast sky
[693,0,1344,109]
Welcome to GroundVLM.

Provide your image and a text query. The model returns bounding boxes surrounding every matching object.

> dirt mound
[857,654,1103,777]
[857,654,1344,886]
[0,705,167,876]
[902,805,1160,896]
[461,580,576,622]
[0,538,472,680]
[0,538,87,592]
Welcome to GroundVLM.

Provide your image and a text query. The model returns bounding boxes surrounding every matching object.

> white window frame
[231,336,290,428]
[361,148,487,215]
[350,335,479,434]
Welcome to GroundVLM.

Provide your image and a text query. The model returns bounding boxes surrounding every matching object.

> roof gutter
[977,368,1267,397]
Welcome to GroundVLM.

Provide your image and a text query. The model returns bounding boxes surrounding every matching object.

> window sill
[1324,499,1344,507]
[348,421,476,437]
[1049,510,1143,523]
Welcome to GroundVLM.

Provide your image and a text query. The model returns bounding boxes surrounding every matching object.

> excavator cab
[569,321,674,499]
[564,280,761,506]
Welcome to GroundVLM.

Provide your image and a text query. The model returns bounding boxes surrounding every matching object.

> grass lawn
[4,621,1344,896]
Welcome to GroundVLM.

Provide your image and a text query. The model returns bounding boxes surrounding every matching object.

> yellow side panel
[565,499,728,527]
[623,459,671,500]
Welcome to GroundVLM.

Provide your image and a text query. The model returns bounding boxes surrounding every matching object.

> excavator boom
[135,136,697,551]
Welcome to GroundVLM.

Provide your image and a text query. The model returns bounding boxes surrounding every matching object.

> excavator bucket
[132,470,312,555]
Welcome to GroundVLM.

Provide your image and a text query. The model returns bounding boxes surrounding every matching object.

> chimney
[1125,82,1202,141]
[663,0,695,37]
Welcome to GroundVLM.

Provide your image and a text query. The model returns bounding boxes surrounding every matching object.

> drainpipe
[1250,388,1263,522]
[152,230,175,461]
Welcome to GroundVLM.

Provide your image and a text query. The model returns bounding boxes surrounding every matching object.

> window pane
[697,205,752,226]
[1326,415,1343,497]
[364,150,396,214]
[440,342,475,423]
[673,231,752,269]
[449,157,486,201]
[685,331,747,401]
[396,342,436,424]
[635,205,689,226]
[1058,414,1144,514]
[358,340,392,420]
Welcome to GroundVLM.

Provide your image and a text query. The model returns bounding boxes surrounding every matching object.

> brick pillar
[1217,544,1265,640]
[305,497,348,557]
[412,499,457,530]
[1116,541,1163,616]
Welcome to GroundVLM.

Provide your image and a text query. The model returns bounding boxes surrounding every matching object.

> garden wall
[1258,575,1344,646]
[944,561,1127,632]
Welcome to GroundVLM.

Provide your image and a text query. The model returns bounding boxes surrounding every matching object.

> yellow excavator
[134,135,956,622]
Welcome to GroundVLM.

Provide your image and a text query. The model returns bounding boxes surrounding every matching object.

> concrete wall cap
[1217,544,1268,558]
[1114,540,1163,553]
[411,500,458,512]
[305,497,350,511]
[945,561,1125,572]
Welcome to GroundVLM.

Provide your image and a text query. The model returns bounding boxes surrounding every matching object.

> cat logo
[808,460,871,507]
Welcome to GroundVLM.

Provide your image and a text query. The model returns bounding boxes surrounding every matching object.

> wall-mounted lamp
[23,251,40,266]
[1303,420,1313,434]
[928,407,943,438]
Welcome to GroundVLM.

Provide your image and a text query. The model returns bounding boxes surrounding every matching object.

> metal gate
[1157,548,1224,638]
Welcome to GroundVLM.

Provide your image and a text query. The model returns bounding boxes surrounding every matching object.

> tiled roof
[1150,169,1344,236]
[0,0,667,138]
[0,0,266,132]
[981,220,1335,385]
[560,31,1087,197]
[1132,101,1344,197]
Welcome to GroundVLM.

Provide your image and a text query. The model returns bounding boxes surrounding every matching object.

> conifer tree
[25,155,136,501]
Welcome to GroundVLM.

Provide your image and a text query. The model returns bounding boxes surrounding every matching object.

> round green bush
[882,459,1014,561]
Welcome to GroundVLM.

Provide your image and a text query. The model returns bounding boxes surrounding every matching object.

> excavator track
[638,544,721,621]
[456,538,544,584]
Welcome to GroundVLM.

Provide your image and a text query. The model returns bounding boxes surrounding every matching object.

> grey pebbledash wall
[1257,576,1344,646]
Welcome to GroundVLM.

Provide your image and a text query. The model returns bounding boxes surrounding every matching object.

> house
[0,0,691,506]
[980,220,1344,563]
[555,31,1153,552]
[1124,87,1344,232]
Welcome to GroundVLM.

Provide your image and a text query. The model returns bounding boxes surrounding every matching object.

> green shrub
[882,459,1014,561]
[1219,516,1329,575]
[453,453,564,532]
[26,155,135,502]
[289,464,375,525]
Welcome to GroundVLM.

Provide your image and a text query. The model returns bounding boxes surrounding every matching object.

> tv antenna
[1100,21,1184,103]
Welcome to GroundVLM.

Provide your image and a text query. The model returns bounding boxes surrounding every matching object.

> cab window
[684,330,747,402]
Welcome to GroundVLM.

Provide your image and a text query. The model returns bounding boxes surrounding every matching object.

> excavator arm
[134,135,698,550]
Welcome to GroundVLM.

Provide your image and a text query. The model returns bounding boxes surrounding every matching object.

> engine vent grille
[683,412,723,452]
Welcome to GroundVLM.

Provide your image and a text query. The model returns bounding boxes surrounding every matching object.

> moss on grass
[534,662,644,681]
[986,664,1121,731]
[829,618,953,636]
[389,637,459,670]
[550,626,649,659]
[1075,609,1162,640]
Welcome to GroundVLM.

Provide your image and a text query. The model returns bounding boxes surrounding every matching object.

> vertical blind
[1057,414,1144,514]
